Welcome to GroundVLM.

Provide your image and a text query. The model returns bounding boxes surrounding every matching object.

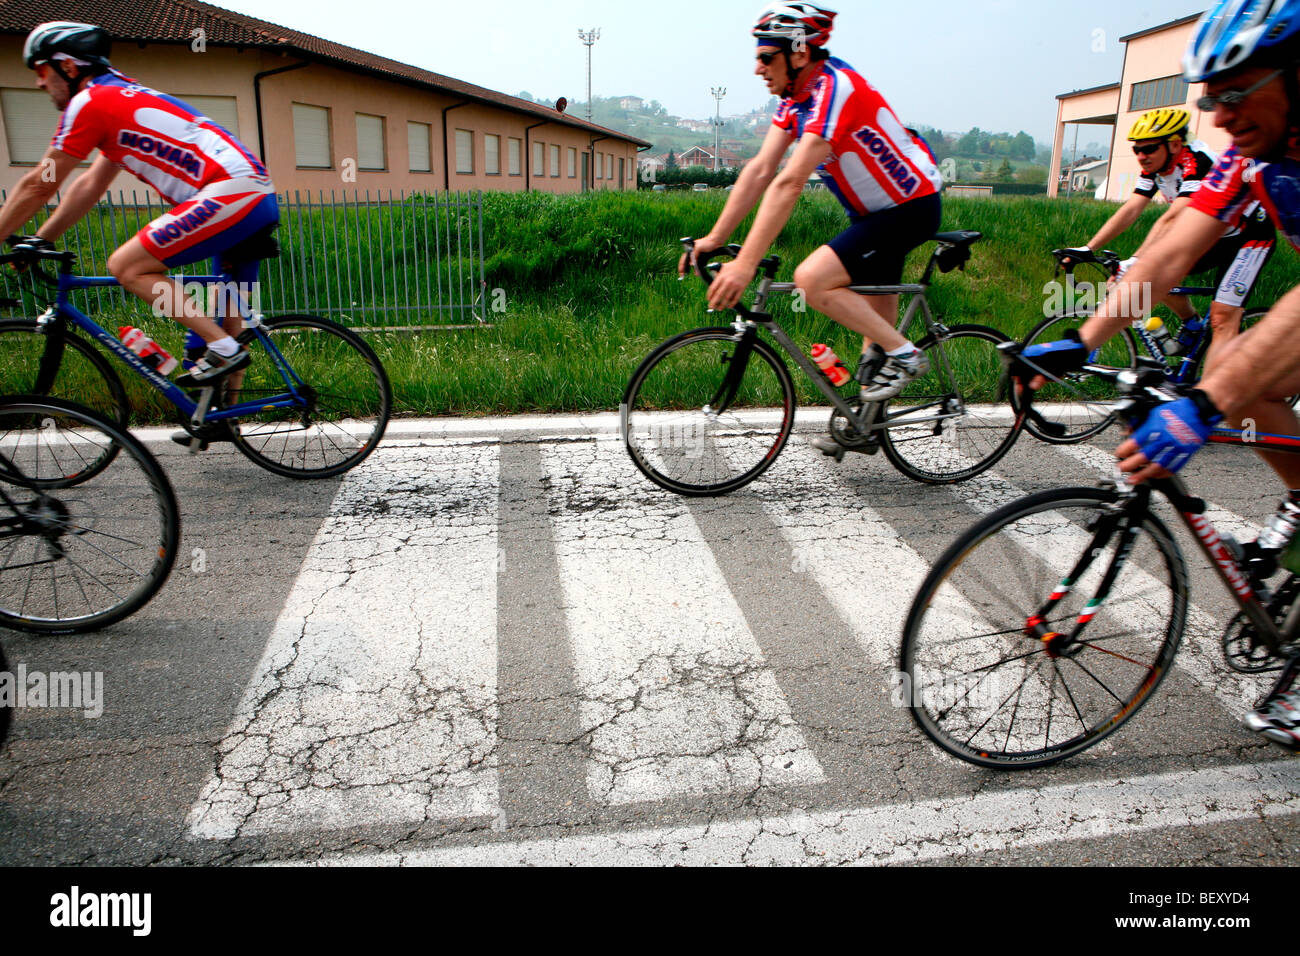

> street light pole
[711,86,726,171]
[578,28,601,121]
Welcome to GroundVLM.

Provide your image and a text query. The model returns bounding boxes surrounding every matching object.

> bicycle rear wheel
[900,486,1186,768]
[0,396,180,635]
[1018,310,1139,443]
[880,324,1021,483]
[1192,309,1300,408]
[622,326,795,496]
[0,319,129,484]
[227,314,391,479]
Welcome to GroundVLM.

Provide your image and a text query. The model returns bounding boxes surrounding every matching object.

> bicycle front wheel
[1019,311,1139,444]
[228,315,391,479]
[880,324,1020,483]
[0,396,180,635]
[622,326,795,496]
[901,486,1186,769]
[1193,309,1300,408]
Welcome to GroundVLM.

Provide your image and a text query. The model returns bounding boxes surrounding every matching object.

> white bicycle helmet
[752,2,837,48]
[1184,0,1300,82]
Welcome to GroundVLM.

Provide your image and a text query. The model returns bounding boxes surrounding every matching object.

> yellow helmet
[1128,107,1190,142]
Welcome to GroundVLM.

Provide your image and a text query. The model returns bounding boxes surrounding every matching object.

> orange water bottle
[811,343,851,386]
[119,326,179,375]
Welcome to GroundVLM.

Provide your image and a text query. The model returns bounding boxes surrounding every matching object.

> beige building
[0,1,649,201]
[1050,13,1230,201]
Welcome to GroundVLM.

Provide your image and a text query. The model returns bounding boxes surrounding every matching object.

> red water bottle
[811,343,851,386]
[119,326,179,375]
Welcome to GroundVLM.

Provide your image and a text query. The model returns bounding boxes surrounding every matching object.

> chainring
[828,397,880,450]
[1222,574,1300,673]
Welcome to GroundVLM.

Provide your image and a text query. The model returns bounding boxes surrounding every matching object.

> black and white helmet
[23,21,111,70]
[752,2,837,48]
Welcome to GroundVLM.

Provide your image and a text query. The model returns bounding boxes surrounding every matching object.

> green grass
[3,191,1298,420]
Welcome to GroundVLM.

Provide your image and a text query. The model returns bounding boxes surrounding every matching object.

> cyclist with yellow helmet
[1063,106,1275,350]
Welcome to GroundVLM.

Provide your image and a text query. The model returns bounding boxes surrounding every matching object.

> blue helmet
[1184,0,1300,83]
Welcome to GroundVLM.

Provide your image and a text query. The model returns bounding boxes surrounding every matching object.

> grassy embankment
[4,191,1298,419]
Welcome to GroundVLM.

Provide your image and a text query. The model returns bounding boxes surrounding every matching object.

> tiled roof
[0,0,651,146]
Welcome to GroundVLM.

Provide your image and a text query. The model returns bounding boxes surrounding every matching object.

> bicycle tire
[0,396,180,635]
[227,314,391,479]
[0,640,8,749]
[880,324,1022,483]
[900,486,1187,769]
[1018,310,1139,444]
[622,326,795,496]
[0,318,129,484]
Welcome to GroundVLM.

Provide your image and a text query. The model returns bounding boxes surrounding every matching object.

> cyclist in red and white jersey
[1062,107,1275,351]
[1019,0,1300,746]
[684,3,943,452]
[0,22,279,382]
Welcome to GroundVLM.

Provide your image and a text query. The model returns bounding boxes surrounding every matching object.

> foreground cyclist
[1062,107,1274,351]
[1024,0,1300,747]
[0,21,278,383]
[683,2,943,455]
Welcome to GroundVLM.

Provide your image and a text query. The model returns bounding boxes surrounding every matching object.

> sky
[213,0,1211,144]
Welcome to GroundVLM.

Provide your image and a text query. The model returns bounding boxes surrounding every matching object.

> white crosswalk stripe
[539,438,824,805]
[188,443,502,839]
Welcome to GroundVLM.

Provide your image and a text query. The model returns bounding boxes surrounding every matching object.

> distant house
[677,145,743,169]
[619,96,645,111]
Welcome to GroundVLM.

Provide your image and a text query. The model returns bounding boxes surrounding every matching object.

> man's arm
[1079,206,1227,349]
[36,153,117,241]
[704,131,832,310]
[1195,283,1300,418]
[0,148,84,240]
[1084,193,1150,251]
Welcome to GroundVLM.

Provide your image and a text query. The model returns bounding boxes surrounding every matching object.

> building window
[1130,74,1190,112]
[533,141,544,176]
[1,89,58,164]
[356,113,385,171]
[181,95,240,137]
[408,121,431,172]
[594,151,602,179]
[568,147,577,178]
[606,153,613,180]
[508,137,522,176]
[619,157,625,185]
[549,144,560,177]
[455,129,474,174]
[293,103,332,168]
[485,134,500,175]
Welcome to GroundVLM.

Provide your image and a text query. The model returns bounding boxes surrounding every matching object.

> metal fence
[0,188,487,331]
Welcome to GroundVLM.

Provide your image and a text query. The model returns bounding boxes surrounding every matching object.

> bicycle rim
[228,315,391,479]
[0,397,179,634]
[881,324,1021,483]
[1019,311,1136,444]
[622,327,795,496]
[901,486,1186,768]
[0,319,128,485]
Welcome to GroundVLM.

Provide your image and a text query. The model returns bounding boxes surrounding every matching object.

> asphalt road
[1,410,1298,867]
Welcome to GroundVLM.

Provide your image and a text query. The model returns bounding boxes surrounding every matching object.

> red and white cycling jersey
[1134,140,1217,202]
[51,69,269,205]
[772,58,941,217]
[1190,145,1300,252]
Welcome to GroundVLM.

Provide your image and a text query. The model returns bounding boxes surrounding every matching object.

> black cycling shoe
[171,421,236,450]
[175,346,250,386]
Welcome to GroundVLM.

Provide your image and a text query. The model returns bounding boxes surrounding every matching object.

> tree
[956,127,982,156]
[995,158,1015,182]
[1011,132,1036,162]
[666,149,678,171]
[1016,165,1048,185]
[517,91,535,102]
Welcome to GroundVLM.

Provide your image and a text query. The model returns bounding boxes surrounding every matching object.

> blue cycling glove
[1016,328,1088,381]
[1129,388,1223,473]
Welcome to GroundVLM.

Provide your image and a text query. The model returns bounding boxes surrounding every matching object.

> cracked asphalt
[2,412,1299,866]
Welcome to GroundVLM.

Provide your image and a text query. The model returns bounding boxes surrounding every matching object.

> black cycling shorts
[826,193,942,286]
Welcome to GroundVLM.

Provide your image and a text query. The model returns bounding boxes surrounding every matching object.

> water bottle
[1174,316,1205,356]
[1143,317,1179,356]
[118,326,179,375]
[811,343,851,387]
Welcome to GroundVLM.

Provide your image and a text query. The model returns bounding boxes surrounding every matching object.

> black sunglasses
[1132,143,1166,156]
[757,51,780,65]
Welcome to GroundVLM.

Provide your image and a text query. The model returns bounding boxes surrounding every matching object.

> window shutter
[456,129,474,173]
[408,122,431,172]
[356,114,385,170]
[486,134,500,174]
[1,89,59,164]
[293,104,331,168]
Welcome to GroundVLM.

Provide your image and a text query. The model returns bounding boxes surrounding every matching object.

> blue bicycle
[0,239,391,482]
[1020,247,1280,443]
